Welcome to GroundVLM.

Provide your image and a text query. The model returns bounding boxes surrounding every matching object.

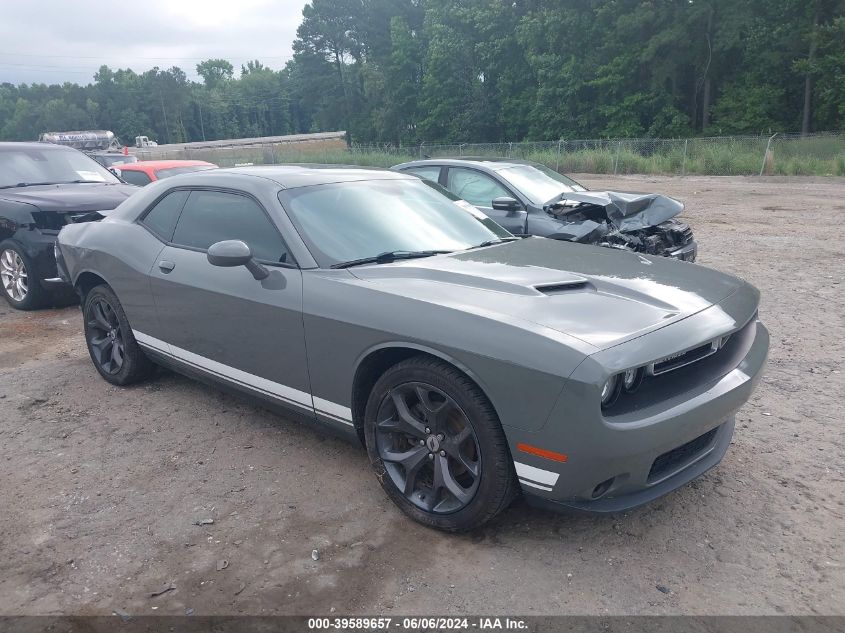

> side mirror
[109,167,122,178]
[491,196,521,212]
[207,240,269,280]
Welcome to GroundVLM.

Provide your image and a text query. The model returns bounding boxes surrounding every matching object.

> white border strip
[316,410,355,427]
[314,397,353,423]
[514,461,560,487]
[134,331,356,422]
[519,479,553,492]
[134,330,168,352]
[172,342,313,409]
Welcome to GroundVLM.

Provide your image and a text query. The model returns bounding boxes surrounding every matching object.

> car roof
[394,157,540,171]
[185,164,417,189]
[0,141,77,151]
[120,160,216,170]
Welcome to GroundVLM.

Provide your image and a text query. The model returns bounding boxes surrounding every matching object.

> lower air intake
[648,427,719,483]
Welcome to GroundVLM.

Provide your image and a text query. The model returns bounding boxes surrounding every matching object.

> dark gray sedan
[55,166,767,531]
[393,158,698,261]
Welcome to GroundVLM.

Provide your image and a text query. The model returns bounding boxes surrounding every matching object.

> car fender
[352,339,496,404]
[0,198,38,241]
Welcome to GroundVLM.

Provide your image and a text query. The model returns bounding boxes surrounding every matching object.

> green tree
[196,59,234,88]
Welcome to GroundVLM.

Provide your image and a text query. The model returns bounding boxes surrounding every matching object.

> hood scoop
[533,280,592,295]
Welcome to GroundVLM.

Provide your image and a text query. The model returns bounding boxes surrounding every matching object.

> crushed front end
[600,218,697,261]
[545,190,697,261]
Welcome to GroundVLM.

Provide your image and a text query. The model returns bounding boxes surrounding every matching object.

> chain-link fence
[131,132,845,177]
[348,133,845,177]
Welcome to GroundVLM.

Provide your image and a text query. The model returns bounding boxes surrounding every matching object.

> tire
[83,284,154,386]
[364,355,518,532]
[0,240,49,310]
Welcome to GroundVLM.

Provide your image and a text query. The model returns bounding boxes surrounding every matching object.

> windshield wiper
[330,250,453,269]
[466,237,520,250]
[0,181,60,189]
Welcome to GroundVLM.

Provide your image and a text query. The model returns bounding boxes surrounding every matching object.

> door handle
[158,260,175,273]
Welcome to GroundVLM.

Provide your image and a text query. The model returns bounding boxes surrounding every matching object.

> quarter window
[446,168,512,208]
[405,166,442,182]
[141,190,189,241]
[171,190,289,264]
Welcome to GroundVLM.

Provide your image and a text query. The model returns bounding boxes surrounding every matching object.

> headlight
[622,367,644,392]
[602,366,646,410]
[600,374,621,408]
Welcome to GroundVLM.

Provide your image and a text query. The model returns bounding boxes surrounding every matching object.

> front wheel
[83,284,154,385]
[364,356,518,531]
[0,241,48,310]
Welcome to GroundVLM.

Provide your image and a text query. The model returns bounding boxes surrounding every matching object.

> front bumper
[506,314,768,513]
[11,231,72,291]
[668,239,698,262]
[526,417,734,513]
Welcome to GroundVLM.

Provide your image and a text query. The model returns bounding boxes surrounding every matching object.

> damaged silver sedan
[393,158,697,261]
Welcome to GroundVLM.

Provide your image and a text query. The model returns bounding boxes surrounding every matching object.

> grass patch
[143,135,845,177]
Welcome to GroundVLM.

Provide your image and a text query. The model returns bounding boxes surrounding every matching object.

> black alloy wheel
[364,356,518,531]
[86,296,125,374]
[375,381,482,514]
[83,284,154,385]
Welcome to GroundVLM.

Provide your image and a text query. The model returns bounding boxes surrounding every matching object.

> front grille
[648,427,718,483]
[650,339,719,375]
[604,314,758,419]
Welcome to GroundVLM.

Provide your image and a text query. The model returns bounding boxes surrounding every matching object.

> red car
[117,160,217,186]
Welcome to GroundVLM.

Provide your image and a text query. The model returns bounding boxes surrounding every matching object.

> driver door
[147,188,313,416]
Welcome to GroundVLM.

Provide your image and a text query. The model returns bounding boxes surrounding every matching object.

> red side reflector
[517,443,568,463]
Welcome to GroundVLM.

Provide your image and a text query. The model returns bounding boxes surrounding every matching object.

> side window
[405,166,442,182]
[140,189,189,241]
[121,170,152,186]
[446,168,511,208]
[171,190,289,264]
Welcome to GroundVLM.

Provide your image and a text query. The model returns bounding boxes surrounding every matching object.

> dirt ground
[0,175,843,617]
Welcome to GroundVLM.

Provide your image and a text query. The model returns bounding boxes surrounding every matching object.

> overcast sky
[0,0,309,86]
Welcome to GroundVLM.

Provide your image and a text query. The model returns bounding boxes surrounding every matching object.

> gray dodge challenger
[55,165,768,531]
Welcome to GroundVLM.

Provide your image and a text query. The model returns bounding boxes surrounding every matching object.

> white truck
[39,130,138,168]
[134,136,158,148]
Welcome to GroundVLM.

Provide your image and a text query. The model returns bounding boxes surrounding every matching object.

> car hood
[553,190,684,232]
[0,182,137,215]
[349,237,746,350]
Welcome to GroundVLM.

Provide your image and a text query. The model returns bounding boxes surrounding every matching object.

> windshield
[0,145,121,188]
[497,164,587,205]
[155,165,216,179]
[279,179,506,268]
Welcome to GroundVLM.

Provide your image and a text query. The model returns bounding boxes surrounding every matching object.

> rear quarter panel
[60,220,164,335]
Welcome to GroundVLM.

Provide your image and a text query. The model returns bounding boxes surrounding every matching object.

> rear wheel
[364,356,518,531]
[83,285,154,385]
[0,241,48,310]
